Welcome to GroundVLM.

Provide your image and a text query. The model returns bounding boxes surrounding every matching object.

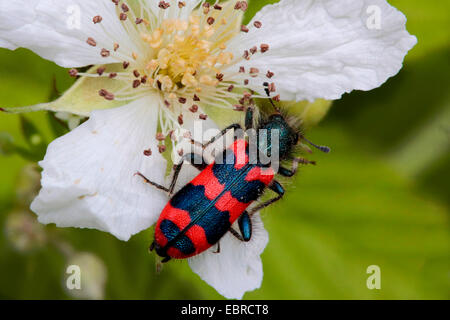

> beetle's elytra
[137,84,330,263]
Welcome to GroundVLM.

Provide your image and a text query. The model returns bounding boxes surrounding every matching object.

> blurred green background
[0,0,448,299]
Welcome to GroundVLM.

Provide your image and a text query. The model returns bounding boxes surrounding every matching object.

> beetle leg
[186,153,209,171]
[213,242,221,254]
[229,227,245,242]
[229,211,252,242]
[184,123,242,150]
[238,211,252,241]
[205,123,243,148]
[278,157,316,177]
[168,152,209,195]
[249,180,285,214]
[245,106,254,130]
[134,171,170,193]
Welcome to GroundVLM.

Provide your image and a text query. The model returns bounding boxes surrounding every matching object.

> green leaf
[0,132,15,155]
[391,0,450,62]
[0,132,39,161]
[46,112,69,138]
[19,115,47,157]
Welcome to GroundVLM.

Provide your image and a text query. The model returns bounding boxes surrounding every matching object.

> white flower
[0,0,416,299]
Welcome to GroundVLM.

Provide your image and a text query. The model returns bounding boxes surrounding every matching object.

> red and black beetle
[136,84,330,262]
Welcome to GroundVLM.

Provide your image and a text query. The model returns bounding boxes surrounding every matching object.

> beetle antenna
[300,135,331,153]
[263,82,280,113]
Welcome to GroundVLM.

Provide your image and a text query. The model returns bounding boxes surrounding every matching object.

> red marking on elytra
[232,139,248,170]
[215,191,249,223]
[191,164,225,200]
[185,225,209,254]
[167,247,185,259]
[155,203,191,249]
[162,203,191,230]
[155,203,212,259]
[245,166,274,186]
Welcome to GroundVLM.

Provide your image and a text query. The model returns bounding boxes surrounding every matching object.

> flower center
[71,0,274,143]
[139,14,235,95]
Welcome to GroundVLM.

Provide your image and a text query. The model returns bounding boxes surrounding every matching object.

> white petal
[227,0,417,101]
[0,0,138,67]
[31,96,168,241]
[188,213,268,300]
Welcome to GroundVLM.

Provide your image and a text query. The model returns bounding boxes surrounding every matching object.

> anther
[227,85,235,92]
[250,46,257,54]
[114,43,120,51]
[235,1,248,11]
[178,1,186,9]
[97,67,106,75]
[189,105,198,113]
[86,37,97,47]
[158,1,170,9]
[214,4,222,10]
[143,148,152,156]
[156,133,166,141]
[202,2,210,14]
[101,48,110,57]
[250,67,259,77]
[164,100,170,107]
[207,17,215,25]
[254,21,262,28]
[158,145,167,153]
[68,69,78,77]
[244,79,249,85]
[99,89,114,100]
[178,114,184,125]
[273,95,281,102]
[109,72,117,78]
[193,94,200,102]
[178,97,187,104]
[133,70,140,78]
[266,70,274,78]
[199,114,208,120]
[93,15,103,24]
[239,66,245,73]
[141,76,148,84]
[123,61,130,69]
[121,3,129,12]
[243,50,250,60]
[120,13,127,21]
[268,82,276,92]
[112,0,119,5]
[133,79,141,88]
[260,44,270,53]
[216,73,224,81]
[241,25,249,33]
[136,18,143,24]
